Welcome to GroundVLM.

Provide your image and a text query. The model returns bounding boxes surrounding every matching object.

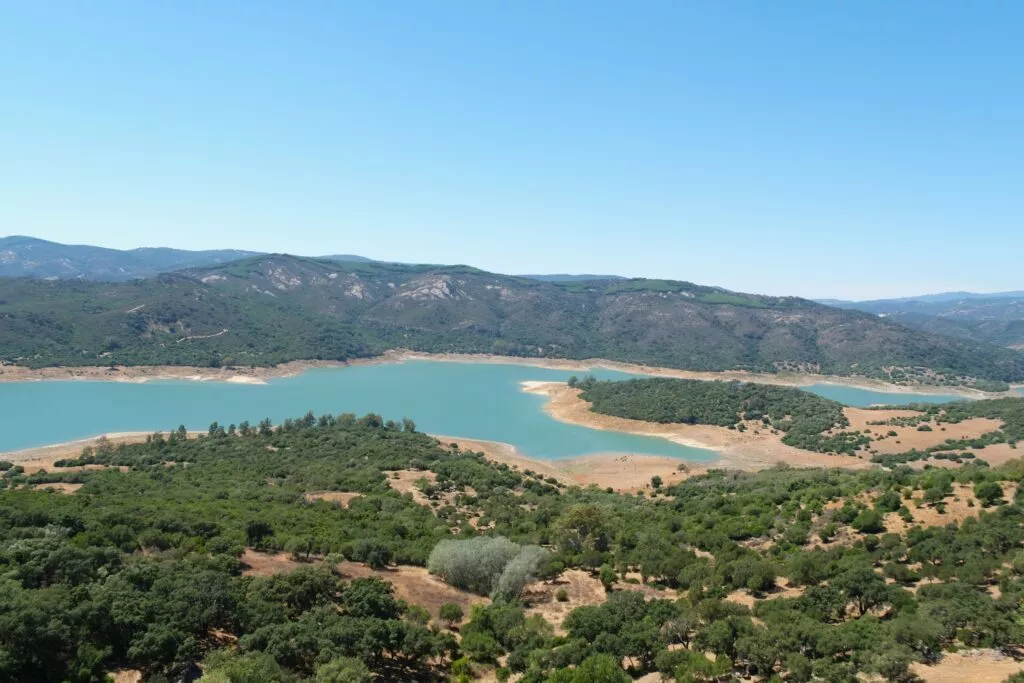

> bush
[974,481,1003,507]
[555,588,569,602]
[439,602,464,627]
[851,509,885,534]
[428,537,547,599]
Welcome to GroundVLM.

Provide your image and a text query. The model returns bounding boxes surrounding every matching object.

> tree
[314,657,371,683]
[439,603,464,628]
[651,475,663,490]
[872,645,915,683]
[198,650,296,682]
[851,509,885,534]
[554,504,609,554]
[974,481,1003,507]
[245,520,274,547]
[548,654,630,683]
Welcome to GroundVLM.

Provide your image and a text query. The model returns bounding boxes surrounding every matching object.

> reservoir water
[0,360,974,459]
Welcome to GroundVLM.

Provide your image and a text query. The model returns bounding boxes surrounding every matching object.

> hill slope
[0,235,264,281]
[2,254,1023,387]
[829,293,1024,349]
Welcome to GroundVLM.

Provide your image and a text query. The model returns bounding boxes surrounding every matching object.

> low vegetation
[3,411,1024,681]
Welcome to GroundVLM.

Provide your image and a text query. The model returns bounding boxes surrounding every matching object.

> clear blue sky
[2,2,1021,299]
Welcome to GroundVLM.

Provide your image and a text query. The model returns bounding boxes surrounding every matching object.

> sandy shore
[0,350,1003,398]
[2,433,155,467]
[520,381,869,472]
[433,434,703,493]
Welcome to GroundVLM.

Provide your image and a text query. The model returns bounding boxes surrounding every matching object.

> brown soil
[447,431,698,494]
[108,671,142,683]
[911,649,1024,682]
[335,561,487,621]
[845,408,1003,455]
[240,549,307,577]
[725,580,805,609]
[523,570,607,634]
[304,491,363,507]
[3,434,159,466]
[384,470,436,506]
[238,550,485,621]
[30,482,83,494]
[906,482,1018,528]
[524,382,868,472]
[0,358,358,385]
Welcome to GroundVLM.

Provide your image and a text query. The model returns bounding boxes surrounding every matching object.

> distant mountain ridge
[2,252,1022,388]
[0,236,621,284]
[517,273,626,283]
[825,292,1024,349]
[0,236,261,281]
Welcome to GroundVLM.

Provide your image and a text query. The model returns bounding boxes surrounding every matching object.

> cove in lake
[1,360,972,458]
[800,384,967,406]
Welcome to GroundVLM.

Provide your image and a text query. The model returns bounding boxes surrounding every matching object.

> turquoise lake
[0,360,974,459]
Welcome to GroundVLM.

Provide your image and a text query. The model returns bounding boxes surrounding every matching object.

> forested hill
[0,235,261,281]
[4,411,1024,681]
[2,253,1024,387]
[828,292,1024,350]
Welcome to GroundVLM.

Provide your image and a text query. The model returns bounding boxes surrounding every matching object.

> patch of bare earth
[108,670,142,683]
[384,470,436,506]
[240,549,307,577]
[725,580,805,610]
[335,561,487,621]
[907,482,1018,528]
[523,570,606,634]
[304,491,362,507]
[238,551,485,622]
[30,482,82,494]
[912,649,1024,682]
[845,408,1004,456]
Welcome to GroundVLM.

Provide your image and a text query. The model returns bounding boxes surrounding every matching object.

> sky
[2,2,1022,299]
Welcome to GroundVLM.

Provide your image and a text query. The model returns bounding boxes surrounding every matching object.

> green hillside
[2,254,1023,387]
[3,411,1024,681]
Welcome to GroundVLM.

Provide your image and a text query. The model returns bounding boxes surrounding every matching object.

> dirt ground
[4,434,153,467]
[911,649,1024,682]
[335,561,488,621]
[29,482,83,494]
[844,408,1003,455]
[108,671,142,683]
[238,550,486,622]
[523,569,607,634]
[240,549,306,577]
[304,491,363,507]
[384,469,437,506]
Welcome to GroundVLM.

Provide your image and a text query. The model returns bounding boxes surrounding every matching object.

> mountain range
[825,293,1024,350]
[0,236,616,284]
[2,248,1022,389]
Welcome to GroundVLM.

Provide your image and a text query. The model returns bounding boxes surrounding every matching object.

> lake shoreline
[520,381,870,472]
[0,350,1002,399]
[0,430,712,495]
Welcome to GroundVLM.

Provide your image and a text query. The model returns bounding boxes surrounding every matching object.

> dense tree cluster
[575,377,872,454]
[3,411,1024,681]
